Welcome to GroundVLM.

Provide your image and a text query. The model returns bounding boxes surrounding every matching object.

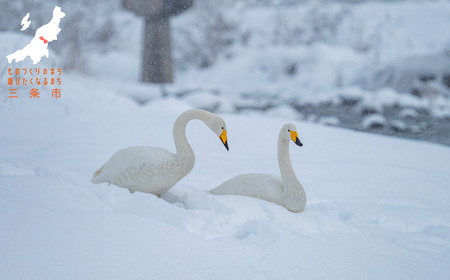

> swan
[210,123,306,212]
[91,109,229,195]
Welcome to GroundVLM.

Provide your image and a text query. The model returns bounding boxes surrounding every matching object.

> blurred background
[1,0,450,145]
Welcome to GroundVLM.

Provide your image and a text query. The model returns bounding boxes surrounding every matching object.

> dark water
[292,103,450,147]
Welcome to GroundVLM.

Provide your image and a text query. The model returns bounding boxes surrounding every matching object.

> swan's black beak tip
[223,141,229,151]
[219,130,228,151]
[295,138,303,147]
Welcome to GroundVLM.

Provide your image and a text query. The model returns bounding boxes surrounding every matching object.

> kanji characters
[8,88,17,98]
[51,88,61,99]
[30,88,40,98]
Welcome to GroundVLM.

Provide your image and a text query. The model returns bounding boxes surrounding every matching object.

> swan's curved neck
[173,109,211,157]
[277,135,300,189]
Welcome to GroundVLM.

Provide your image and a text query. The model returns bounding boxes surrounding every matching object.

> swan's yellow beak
[290,130,303,147]
[219,129,229,151]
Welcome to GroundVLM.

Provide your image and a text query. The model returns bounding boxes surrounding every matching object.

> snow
[3,1,450,145]
[179,89,231,112]
[1,73,450,279]
[389,120,407,132]
[172,1,450,100]
[264,104,301,119]
[399,108,419,120]
[2,0,450,278]
[362,114,387,130]
[318,116,340,126]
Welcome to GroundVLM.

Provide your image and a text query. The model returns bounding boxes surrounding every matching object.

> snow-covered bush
[173,0,239,70]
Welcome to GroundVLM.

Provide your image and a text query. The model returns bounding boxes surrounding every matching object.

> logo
[5,6,65,100]
[6,6,65,64]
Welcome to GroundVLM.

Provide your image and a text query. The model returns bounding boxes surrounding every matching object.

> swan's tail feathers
[91,165,105,184]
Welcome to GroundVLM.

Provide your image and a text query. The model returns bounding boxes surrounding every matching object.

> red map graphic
[39,36,48,44]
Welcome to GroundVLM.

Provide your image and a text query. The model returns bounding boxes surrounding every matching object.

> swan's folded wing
[211,173,284,203]
[93,146,176,188]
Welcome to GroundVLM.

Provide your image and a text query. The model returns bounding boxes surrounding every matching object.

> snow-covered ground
[1,74,450,279]
[2,1,450,278]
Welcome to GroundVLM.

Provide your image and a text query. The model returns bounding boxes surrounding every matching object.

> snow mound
[362,114,386,130]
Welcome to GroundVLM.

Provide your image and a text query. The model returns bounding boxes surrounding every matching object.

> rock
[389,120,407,132]
[362,114,386,130]
[319,116,341,126]
[399,108,419,120]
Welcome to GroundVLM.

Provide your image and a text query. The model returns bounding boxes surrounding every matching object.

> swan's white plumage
[91,146,185,194]
[212,173,284,202]
[210,123,306,212]
[91,109,228,195]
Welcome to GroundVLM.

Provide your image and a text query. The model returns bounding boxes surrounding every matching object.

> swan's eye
[222,127,224,130]
[288,129,290,132]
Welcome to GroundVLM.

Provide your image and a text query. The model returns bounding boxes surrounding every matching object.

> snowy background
[1,0,450,279]
[2,0,450,144]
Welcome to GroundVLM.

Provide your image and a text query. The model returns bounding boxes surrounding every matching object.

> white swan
[210,123,306,212]
[91,109,229,195]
